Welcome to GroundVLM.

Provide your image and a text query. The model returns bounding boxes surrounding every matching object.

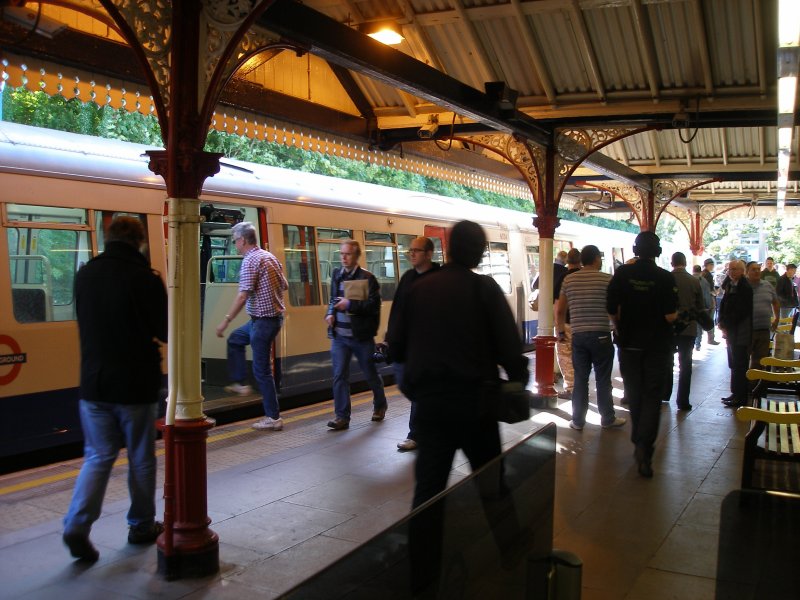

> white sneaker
[397,439,418,451]
[225,383,253,396]
[602,416,627,429]
[568,420,584,431]
[252,417,283,431]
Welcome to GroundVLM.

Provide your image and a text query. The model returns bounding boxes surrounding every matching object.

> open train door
[424,225,449,265]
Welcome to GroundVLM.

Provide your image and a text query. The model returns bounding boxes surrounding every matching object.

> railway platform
[0,343,793,599]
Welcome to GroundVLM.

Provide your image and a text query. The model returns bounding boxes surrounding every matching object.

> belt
[251,315,282,320]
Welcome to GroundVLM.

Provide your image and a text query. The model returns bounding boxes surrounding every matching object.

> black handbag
[485,379,532,424]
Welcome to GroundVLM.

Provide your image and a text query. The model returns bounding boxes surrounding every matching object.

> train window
[525,245,539,292]
[364,235,397,301]
[5,204,92,323]
[477,241,512,294]
[317,228,352,240]
[396,234,416,274]
[207,256,242,283]
[283,225,321,306]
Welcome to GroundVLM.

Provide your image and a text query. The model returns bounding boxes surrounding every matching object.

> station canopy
[0,0,797,222]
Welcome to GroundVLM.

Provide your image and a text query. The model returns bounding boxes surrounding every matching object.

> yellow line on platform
[0,396,371,496]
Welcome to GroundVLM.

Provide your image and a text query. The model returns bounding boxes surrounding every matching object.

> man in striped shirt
[556,245,626,432]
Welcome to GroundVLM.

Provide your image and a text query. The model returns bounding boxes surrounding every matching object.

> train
[0,121,639,461]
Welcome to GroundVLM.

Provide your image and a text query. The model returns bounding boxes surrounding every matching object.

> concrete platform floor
[0,341,755,599]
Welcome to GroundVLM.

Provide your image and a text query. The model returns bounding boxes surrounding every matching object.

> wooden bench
[736,399,800,491]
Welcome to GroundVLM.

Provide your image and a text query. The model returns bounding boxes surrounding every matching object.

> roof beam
[569,0,605,102]
[329,64,375,121]
[258,0,551,145]
[689,0,714,96]
[630,0,660,101]
[448,0,496,82]
[510,0,556,104]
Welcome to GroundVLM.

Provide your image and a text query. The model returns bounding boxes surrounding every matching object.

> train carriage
[0,122,636,459]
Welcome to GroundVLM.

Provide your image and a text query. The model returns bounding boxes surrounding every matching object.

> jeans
[393,362,418,440]
[570,331,616,427]
[618,347,672,454]
[331,335,387,420]
[556,324,574,392]
[64,400,157,535]
[228,316,283,419]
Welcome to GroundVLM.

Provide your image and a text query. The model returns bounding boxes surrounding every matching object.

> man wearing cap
[701,259,721,345]
[607,231,678,478]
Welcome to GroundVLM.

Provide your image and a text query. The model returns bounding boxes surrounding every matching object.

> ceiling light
[360,21,404,46]
[778,76,797,114]
[779,0,800,46]
[778,126,793,151]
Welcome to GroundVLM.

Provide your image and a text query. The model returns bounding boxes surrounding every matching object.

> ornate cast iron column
[664,200,750,262]
[96,0,282,579]
[456,126,649,403]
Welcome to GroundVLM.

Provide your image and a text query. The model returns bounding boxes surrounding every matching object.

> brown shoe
[371,407,387,421]
[327,418,350,430]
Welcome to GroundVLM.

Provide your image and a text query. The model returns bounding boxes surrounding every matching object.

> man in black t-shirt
[608,231,678,478]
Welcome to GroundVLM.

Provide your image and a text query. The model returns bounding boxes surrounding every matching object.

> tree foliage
[2,85,633,232]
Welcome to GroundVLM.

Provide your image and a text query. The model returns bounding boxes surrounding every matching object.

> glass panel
[477,242,512,294]
[365,243,398,301]
[526,245,539,293]
[318,241,342,304]
[7,204,87,225]
[282,424,557,599]
[317,228,352,240]
[207,256,242,283]
[431,237,444,266]
[8,227,90,322]
[283,225,321,306]
[396,234,415,275]
[366,231,393,243]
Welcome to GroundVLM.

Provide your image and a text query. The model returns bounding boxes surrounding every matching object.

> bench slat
[767,399,779,453]
[778,402,790,455]
[789,402,800,456]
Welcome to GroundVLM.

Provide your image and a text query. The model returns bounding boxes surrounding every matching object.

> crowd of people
[63,213,798,561]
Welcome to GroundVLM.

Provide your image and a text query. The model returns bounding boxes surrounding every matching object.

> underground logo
[0,335,26,385]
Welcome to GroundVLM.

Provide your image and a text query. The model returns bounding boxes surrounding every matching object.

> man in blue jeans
[63,216,167,562]
[216,221,288,431]
[556,245,626,432]
[324,240,387,430]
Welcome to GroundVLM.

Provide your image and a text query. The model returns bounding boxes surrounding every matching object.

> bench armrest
[736,406,800,425]
[745,369,800,382]
[759,357,800,369]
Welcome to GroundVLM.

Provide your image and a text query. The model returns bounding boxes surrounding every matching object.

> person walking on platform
[745,261,780,374]
[607,231,677,478]
[760,257,779,288]
[392,220,529,508]
[555,248,582,400]
[718,260,753,408]
[385,236,440,452]
[701,258,721,345]
[62,216,167,562]
[693,264,713,350]
[776,263,799,319]
[556,245,625,430]
[667,253,704,411]
[324,240,387,430]
[216,221,288,432]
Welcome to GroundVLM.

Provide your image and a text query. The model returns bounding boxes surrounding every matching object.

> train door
[424,225,447,264]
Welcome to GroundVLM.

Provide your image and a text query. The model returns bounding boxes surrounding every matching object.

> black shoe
[677,404,693,411]
[63,532,99,561]
[327,418,350,430]
[721,394,734,403]
[128,521,164,545]
[722,398,745,408]
[637,460,654,478]
[371,407,387,421]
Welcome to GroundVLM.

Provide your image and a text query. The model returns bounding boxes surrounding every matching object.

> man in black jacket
[324,240,386,430]
[776,263,799,318]
[63,216,167,561]
[385,236,440,451]
[717,260,753,408]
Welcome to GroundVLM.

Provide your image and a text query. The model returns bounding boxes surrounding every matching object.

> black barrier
[281,423,557,599]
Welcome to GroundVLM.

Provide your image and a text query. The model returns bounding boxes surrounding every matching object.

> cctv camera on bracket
[417,115,439,139]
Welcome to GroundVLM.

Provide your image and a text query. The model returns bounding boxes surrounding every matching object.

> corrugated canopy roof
[0,0,797,218]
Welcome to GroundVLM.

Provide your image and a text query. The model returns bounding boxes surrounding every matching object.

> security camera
[418,115,439,139]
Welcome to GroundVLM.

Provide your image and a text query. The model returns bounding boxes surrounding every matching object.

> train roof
[0,122,634,243]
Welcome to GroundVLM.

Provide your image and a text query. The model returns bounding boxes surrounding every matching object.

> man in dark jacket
[776,263,799,318]
[385,236,440,451]
[63,216,167,562]
[324,240,386,430]
[717,260,752,408]
[607,231,677,478]
[701,258,721,345]
[393,220,529,508]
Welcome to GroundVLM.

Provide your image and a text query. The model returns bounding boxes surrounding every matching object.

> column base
[157,541,219,580]
[534,335,558,399]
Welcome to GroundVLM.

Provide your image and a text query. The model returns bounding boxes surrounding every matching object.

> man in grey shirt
[746,261,779,372]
